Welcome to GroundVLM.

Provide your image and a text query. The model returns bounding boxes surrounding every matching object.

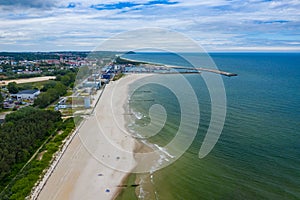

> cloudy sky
[0,0,299,52]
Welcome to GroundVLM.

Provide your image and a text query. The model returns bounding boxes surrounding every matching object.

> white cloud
[0,0,299,51]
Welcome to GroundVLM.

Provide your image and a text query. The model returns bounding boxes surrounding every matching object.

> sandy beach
[37,74,150,200]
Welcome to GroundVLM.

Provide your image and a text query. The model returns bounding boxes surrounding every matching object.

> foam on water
[121,53,300,199]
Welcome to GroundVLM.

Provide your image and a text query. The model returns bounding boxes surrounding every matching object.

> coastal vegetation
[112,73,125,81]
[0,65,79,199]
[0,108,61,193]
[115,55,146,65]
[0,107,77,199]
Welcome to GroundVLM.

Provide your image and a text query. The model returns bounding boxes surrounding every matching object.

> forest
[0,57,83,198]
[0,107,62,192]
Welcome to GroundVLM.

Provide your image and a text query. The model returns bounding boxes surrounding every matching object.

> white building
[83,81,101,90]
[14,89,40,100]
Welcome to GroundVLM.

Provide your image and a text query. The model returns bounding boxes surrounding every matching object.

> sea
[116,52,300,200]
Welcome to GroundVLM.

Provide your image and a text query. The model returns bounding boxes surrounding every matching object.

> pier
[116,56,238,77]
[166,65,238,77]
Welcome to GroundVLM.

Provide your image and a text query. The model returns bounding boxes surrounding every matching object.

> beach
[37,74,151,200]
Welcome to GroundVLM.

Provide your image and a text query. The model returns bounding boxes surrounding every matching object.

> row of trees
[0,107,62,190]
[34,82,67,108]
[0,52,60,61]
[0,72,43,81]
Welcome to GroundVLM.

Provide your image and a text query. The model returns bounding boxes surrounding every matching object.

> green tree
[34,93,51,108]
[0,107,61,185]
[34,82,67,108]
[0,93,3,108]
[55,75,62,81]
[41,80,56,92]
[61,75,70,86]
[54,82,67,96]
[7,82,19,94]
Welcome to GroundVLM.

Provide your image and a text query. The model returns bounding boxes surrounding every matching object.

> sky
[0,0,300,52]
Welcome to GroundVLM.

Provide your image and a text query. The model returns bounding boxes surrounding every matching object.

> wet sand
[36,74,150,200]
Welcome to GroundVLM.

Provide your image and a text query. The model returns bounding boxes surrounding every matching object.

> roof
[17,89,39,95]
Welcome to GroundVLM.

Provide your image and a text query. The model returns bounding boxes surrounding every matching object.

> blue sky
[0,0,299,52]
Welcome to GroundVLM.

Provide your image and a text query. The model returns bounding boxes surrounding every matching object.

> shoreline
[120,75,162,200]
[36,74,152,200]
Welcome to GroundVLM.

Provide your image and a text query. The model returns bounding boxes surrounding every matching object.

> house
[13,89,40,100]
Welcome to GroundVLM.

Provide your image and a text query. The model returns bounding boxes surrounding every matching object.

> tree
[55,75,62,82]
[41,80,56,92]
[53,82,67,96]
[34,93,51,108]
[0,107,62,189]
[34,82,68,108]
[0,93,3,108]
[7,82,19,94]
[61,75,70,86]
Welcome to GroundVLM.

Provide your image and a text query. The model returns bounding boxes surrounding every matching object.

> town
[1,51,213,122]
[0,52,160,122]
[0,52,119,118]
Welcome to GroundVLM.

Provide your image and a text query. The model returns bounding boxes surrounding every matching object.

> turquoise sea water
[122,53,300,200]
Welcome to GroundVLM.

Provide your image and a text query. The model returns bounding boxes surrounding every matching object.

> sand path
[1,76,56,85]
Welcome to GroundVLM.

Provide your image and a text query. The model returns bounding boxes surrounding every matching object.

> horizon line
[0,50,300,53]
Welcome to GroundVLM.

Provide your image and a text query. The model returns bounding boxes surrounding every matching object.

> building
[84,96,91,108]
[14,89,40,100]
[83,81,101,90]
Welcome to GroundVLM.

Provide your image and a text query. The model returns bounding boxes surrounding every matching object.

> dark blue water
[124,52,300,200]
